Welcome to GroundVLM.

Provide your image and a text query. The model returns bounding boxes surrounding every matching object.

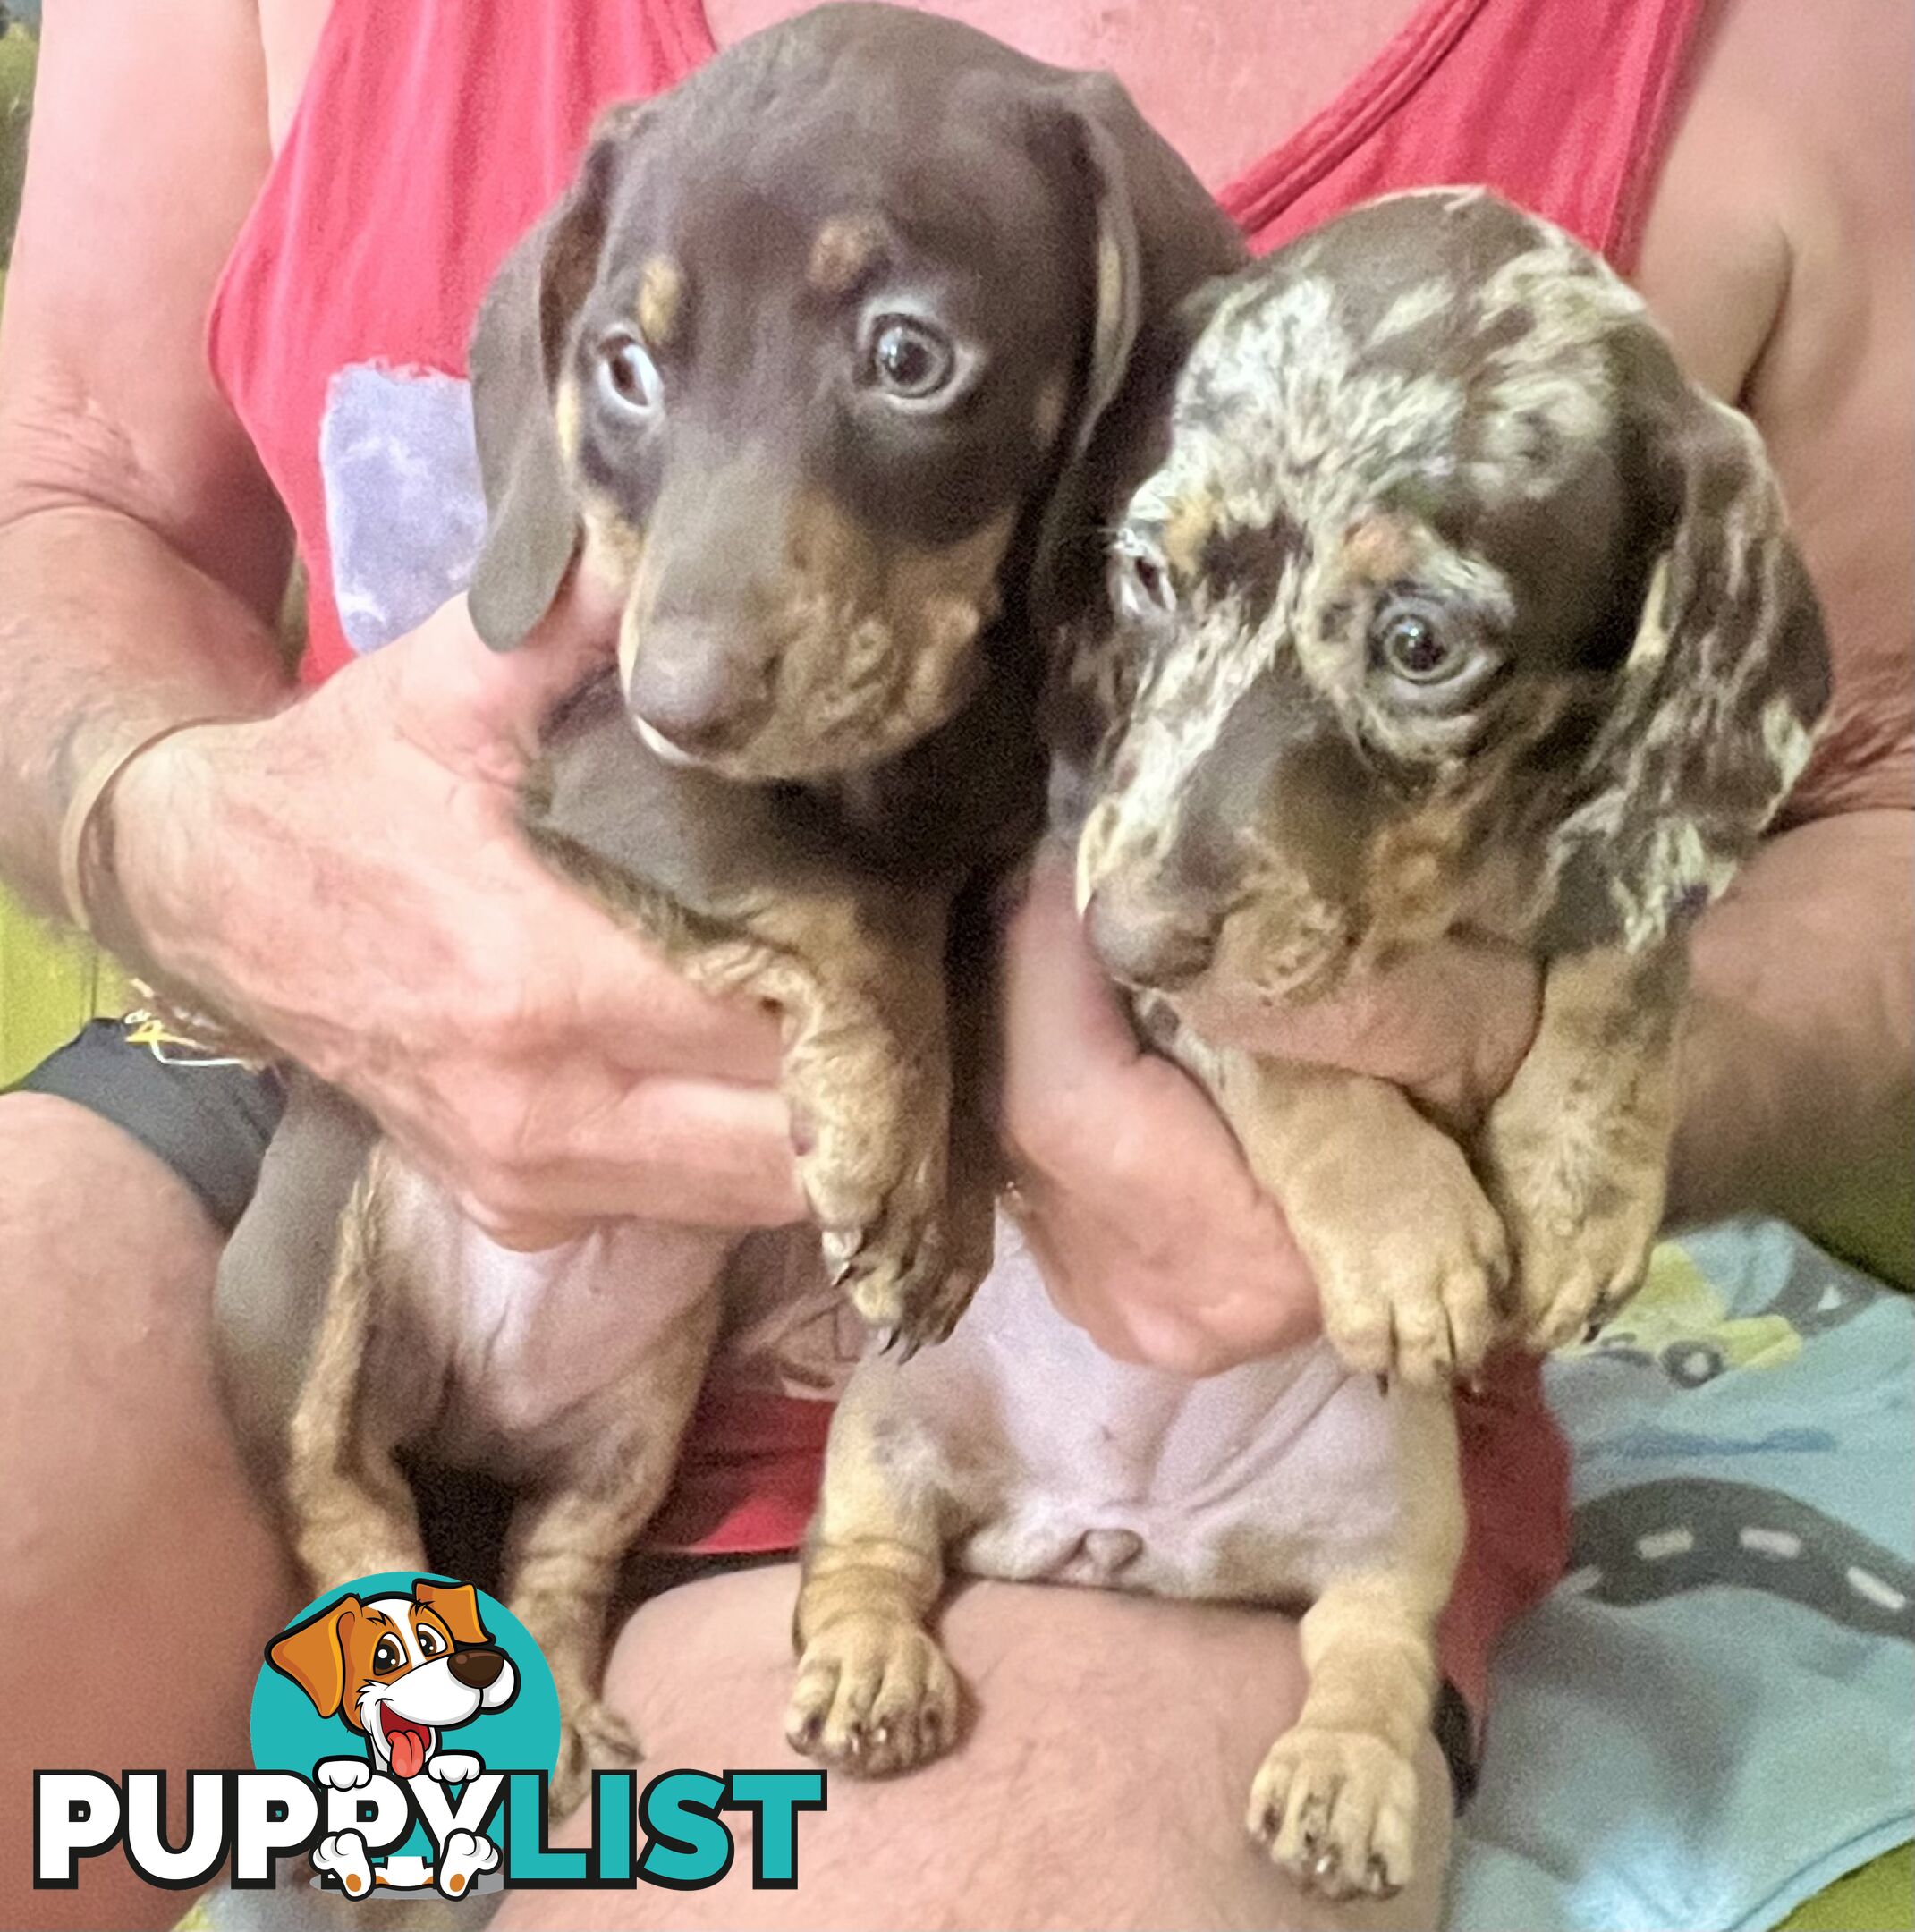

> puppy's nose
[626,622,772,756]
[447,1647,505,1690]
[1084,886,1215,991]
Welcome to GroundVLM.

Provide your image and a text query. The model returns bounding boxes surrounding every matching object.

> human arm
[1000,0,1912,1369]
[0,0,803,1245]
[1638,0,1913,1283]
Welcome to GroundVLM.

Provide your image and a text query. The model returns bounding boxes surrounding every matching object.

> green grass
[0,24,38,265]
[1780,1843,1915,1932]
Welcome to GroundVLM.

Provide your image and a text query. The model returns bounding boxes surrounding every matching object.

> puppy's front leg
[1199,1046,1506,1385]
[504,1297,722,1818]
[754,891,990,1352]
[1479,941,1687,1351]
[787,1365,960,1778]
[285,1155,429,1588]
[1248,1563,1448,1903]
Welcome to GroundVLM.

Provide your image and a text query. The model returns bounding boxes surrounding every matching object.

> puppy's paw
[1505,1200,1657,1353]
[425,1750,482,1784]
[436,1827,500,1899]
[311,1829,374,1899]
[1297,1140,1507,1386]
[550,1700,640,1820]
[819,1189,986,1356]
[786,1614,960,1777]
[1483,1120,1661,1353]
[1247,1726,1419,1903]
[315,1758,373,1792]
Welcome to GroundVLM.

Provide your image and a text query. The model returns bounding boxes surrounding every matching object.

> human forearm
[0,500,292,917]
[1671,810,1915,1284]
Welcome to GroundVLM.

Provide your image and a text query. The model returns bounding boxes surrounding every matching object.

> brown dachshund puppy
[789,189,1829,1902]
[216,3,1243,1812]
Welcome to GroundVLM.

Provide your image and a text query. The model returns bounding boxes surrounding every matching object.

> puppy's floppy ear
[1546,363,1833,953]
[468,105,648,650]
[414,1580,493,1648]
[1025,74,1247,629]
[267,1594,361,1722]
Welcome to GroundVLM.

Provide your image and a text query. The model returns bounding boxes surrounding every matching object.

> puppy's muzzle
[626,614,775,760]
[447,1646,509,1692]
[1084,884,1216,991]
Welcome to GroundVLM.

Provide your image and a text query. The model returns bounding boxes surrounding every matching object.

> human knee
[0,1089,221,1268]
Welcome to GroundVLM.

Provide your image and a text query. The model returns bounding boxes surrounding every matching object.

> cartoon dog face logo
[267,1579,518,1780]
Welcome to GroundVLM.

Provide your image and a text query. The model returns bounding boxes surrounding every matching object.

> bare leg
[493,1566,1452,1932]
[0,1096,298,1932]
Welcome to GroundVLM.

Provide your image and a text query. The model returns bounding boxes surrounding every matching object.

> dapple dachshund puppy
[788,190,1830,1900]
[215,3,1244,1811]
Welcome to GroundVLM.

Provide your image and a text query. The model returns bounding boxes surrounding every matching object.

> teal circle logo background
[250,1572,561,1865]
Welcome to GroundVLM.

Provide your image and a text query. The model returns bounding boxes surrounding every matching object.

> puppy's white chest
[449,1232,656,1431]
[381,1168,726,1446]
[893,1229,1451,1600]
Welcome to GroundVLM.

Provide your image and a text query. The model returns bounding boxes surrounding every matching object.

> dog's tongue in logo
[380,1707,434,1780]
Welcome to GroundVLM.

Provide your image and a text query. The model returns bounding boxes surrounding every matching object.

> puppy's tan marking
[1162,488,1222,576]
[1481,941,1688,1349]
[284,1148,426,1591]
[554,375,582,463]
[807,214,887,296]
[787,1378,957,1775]
[1248,1569,1446,1902]
[1359,802,1473,963]
[1032,375,1070,449]
[1198,1044,1506,1387]
[1340,512,1419,583]
[668,492,1014,782]
[635,254,685,349]
[686,890,989,1343]
[521,795,994,1344]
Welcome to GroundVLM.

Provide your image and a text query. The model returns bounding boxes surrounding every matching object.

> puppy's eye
[417,1627,445,1657]
[1374,606,1462,683]
[1368,591,1504,705]
[1110,536,1175,628]
[372,1638,403,1674]
[865,315,958,402]
[597,330,663,414]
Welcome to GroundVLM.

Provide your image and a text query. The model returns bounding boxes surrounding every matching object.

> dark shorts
[11,1016,285,1232]
[12,1018,1480,1809]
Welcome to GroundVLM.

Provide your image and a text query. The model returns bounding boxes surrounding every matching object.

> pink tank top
[206,0,1706,1666]
[209,0,1707,684]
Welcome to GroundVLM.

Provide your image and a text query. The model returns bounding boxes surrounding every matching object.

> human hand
[112,585,805,1248]
[996,851,1541,1376]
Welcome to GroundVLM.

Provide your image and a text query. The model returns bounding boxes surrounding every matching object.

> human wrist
[60,717,238,941]
[102,718,262,1022]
